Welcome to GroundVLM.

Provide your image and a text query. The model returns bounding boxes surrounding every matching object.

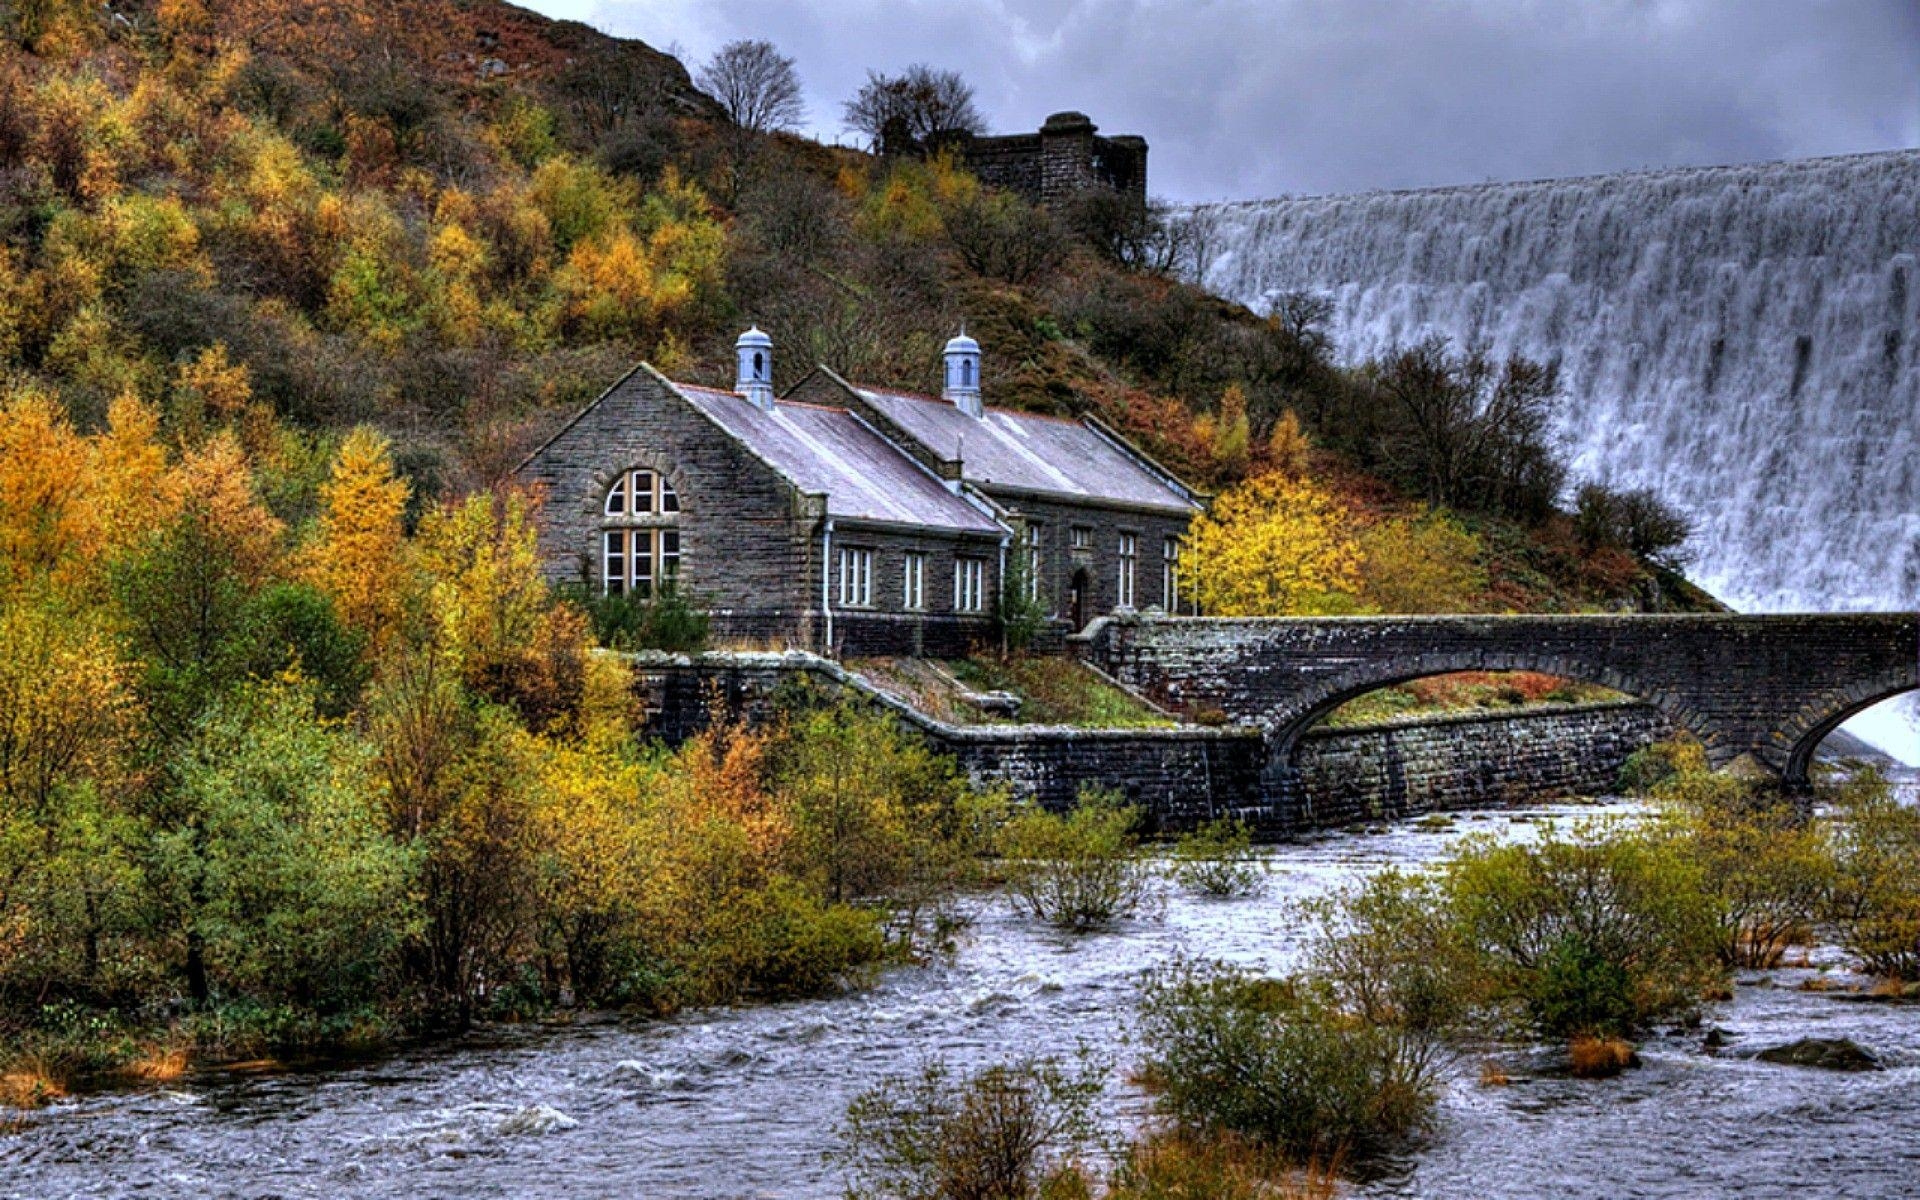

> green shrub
[1440,821,1722,1038]
[1616,735,1706,794]
[1823,767,1920,980]
[998,787,1156,931]
[1302,867,1477,1040]
[1657,769,1832,967]
[835,1055,1105,1200]
[562,581,710,652]
[1136,960,1441,1161]
[1168,818,1266,898]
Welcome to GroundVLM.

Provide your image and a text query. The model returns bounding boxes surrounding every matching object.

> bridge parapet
[1080,613,1919,784]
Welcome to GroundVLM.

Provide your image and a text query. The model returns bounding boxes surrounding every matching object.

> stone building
[916,112,1148,211]
[514,330,1202,656]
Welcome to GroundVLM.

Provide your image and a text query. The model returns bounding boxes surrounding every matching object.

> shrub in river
[1823,767,1920,980]
[1656,768,1833,968]
[1104,1133,1339,1200]
[1617,735,1707,794]
[1302,867,1479,1044]
[1168,818,1266,898]
[998,787,1157,931]
[1440,820,1723,1039]
[1135,960,1442,1161]
[834,1055,1104,1200]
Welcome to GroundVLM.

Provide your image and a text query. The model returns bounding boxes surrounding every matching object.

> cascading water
[1193,150,1920,761]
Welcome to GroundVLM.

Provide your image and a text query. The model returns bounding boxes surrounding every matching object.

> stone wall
[924,112,1148,211]
[625,651,1668,837]
[1083,612,1920,780]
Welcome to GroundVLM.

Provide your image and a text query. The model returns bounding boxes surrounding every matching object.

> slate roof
[672,383,1004,534]
[856,387,1199,514]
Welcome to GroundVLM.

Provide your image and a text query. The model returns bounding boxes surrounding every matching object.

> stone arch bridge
[1081,614,1920,787]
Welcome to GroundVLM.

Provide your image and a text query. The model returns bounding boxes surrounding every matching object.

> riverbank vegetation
[836,754,1920,1195]
[0,397,1012,1100]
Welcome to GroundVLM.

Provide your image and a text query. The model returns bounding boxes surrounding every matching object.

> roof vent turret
[736,327,775,411]
[942,328,982,418]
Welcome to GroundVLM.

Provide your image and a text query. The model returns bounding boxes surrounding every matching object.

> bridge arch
[1779,681,1919,784]
[1083,613,1920,790]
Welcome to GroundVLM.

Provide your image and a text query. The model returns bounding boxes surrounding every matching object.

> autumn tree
[306,426,411,648]
[697,40,806,134]
[1357,508,1487,614]
[1182,472,1362,616]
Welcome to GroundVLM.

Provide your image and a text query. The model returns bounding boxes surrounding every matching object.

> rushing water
[10,794,1920,1200]
[1190,151,1920,760]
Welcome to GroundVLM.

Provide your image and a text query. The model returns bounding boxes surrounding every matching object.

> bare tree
[842,64,986,148]
[696,39,806,133]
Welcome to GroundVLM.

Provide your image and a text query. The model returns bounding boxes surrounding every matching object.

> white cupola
[942,328,983,418]
[735,326,775,410]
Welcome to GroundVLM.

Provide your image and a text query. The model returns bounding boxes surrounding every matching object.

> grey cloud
[560,0,1920,201]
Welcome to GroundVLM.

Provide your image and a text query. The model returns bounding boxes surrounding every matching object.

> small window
[1162,537,1181,612]
[1117,533,1137,610]
[1023,524,1043,601]
[603,530,626,595]
[1070,526,1092,551]
[961,359,974,387]
[605,475,627,516]
[660,479,680,514]
[838,546,874,608]
[661,529,680,580]
[630,529,655,599]
[953,557,985,613]
[633,470,656,514]
[903,552,926,611]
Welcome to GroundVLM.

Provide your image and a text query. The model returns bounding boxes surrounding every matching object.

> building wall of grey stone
[998,495,1193,629]
[514,367,1005,656]
[625,652,1668,837]
[926,112,1148,211]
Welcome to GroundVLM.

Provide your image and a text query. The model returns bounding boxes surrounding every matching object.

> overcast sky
[524,0,1920,202]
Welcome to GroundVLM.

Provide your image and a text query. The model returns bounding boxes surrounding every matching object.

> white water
[1193,150,1920,761]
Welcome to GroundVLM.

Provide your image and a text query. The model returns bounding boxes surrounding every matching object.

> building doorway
[1069,567,1090,630]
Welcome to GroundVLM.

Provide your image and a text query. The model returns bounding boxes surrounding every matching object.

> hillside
[0,0,1700,613]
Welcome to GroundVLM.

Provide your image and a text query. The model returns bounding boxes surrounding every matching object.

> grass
[945,655,1175,728]
[1322,670,1627,727]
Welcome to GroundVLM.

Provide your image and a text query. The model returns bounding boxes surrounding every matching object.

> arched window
[753,351,765,376]
[961,358,974,387]
[602,467,682,598]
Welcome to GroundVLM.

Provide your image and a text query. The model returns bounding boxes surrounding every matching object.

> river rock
[1754,1038,1882,1072]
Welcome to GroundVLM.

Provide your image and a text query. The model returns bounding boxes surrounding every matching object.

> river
[8,790,1920,1199]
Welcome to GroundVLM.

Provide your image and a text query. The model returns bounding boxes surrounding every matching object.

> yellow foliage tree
[412,490,551,685]
[306,426,412,648]
[0,594,131,818]
[1183,472,1362,616]
[89,389,176,564]
[1268,409,1312,478]
[173,341,253,422]
[1357,508,1488,614]
[0,383,95,586]
[1210,383,1252,478]
[169,431,285,585]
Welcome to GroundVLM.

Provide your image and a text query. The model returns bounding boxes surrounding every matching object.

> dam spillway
[1192,150,1920,757]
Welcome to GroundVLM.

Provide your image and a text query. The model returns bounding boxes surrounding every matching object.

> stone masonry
[623,650,1675,838]
[1082,613,1920,784]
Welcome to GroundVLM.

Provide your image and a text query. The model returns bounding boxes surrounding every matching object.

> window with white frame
[605,468,679,516]
[602,466,682,597]
[838,546,874,608]
[902,552,926,610]
[1022,523,1043,600]
[1117,532,1137,609]
[953,557,986,613]
[1162,537,1181,611]
[603,528,680,598]
[1070,526,1092,551]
